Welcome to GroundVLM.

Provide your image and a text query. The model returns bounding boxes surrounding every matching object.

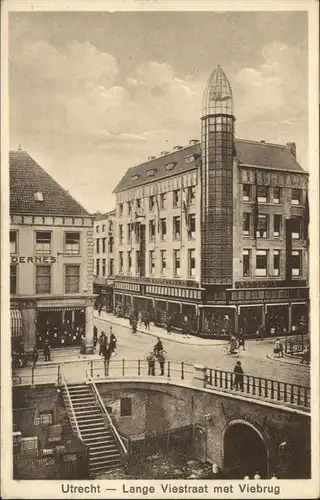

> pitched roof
[113,138,307,193]
[10,149,90,216]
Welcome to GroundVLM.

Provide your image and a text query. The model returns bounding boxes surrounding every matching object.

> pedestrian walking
[154,337,163,357]
[145,311,151,330]
[158,350,166,376]
[233,361,244,390]
[273,338,282,358]
[166,315,172,334]
[98,332,106,356]
[132,317,137,334]
[98,305,102,316]
[147,352,156,376]
[237,330,246,351]
[32,346,39,368]
[43,341,51,362]
[110,331,117,353]
[138,309,143,326]
[300,346,310,365]
[103,343,112,369]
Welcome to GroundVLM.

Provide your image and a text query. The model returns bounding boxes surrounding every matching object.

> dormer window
[131,174,140,181]
[185,155,195,164]
[146,169,157,177]
[165,162,176,171]
[34,192,44,202]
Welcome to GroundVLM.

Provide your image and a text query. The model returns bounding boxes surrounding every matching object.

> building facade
[112,65,309,337]
[10,149,96,352]
[93,210,116,312]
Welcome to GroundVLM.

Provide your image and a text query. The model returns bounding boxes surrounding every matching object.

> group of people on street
[147,338,167,376]
[227,332,246,355]
[129,308,151,334]
[98,329,117,364]
[12,342,41,368]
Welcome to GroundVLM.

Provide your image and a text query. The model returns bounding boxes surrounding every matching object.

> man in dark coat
[154,337,163,357]
[233,361,244,390]
[158,350,166,376]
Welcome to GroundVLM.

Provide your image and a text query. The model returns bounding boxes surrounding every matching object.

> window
[160,218,167,241]
[257,186,268,203]
[255,250,268,277]
[127,224,132,244]
[119,225,123,244]
[119,203,124,217]
[102,237,106,253]
[188,214,196,239]
[65,265,80,293]
[273,215,281,237]
[161,250,166,274]
[173,216,181,239]
[291,189,301,205]
[96,238,100,254]
[108,221,113,233]
[96,259,100,276]
[10,231,17,254]
[65,232,80,255]
[36,232,51,254]
[149,250,155,274]
[127,202,131,215]
[173,190,180,207]
[109,258,114,276]
[149,220,155,242]
[291,218,301,240]
[34,192,44,202]
[174,249,181,277]
[273,187,281,204]
[120,397,132,417]
[242,250,251,277]
[127,251,132,273]
[188,186,196,205]
[243,184,251,202]
[243,213,250,236]
[256,214,268,238]
[188,249,196,277]
[102,258,106,277]
[149,196,155,211]
[10,265,17,294]
[102,224,105,232]
[39,411,53,425]
[119,252,124,273]
[36,266,51,294]
[136,198,142,209]
[160,193,166,209]
[273,250,280,277]
[109,237,114,254]
[292,250,302,277]
[136,251,140,274]
[96,226,100,233]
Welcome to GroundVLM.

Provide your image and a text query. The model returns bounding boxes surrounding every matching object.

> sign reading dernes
[11,256,57,264]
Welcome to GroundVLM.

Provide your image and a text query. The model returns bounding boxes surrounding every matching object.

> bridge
[12,357,311,479]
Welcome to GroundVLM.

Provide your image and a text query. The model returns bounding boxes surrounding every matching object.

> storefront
[265,304,289,336]
[11,309,23,352]
[36,307,86,348]
[93,280,114,313]
[239,305,263,336]
[201,306,235,337]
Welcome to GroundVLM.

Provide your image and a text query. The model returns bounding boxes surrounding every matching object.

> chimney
[161,151,170,156]
[173,145,183,151]
[189,139,199,145]
[260,140,265,143]
[286,142,296,158]
[148,156,156,160]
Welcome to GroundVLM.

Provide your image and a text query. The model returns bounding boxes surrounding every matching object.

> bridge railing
[87,358,310,411]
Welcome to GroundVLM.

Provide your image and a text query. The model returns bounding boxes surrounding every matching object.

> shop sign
[11,255,57,264]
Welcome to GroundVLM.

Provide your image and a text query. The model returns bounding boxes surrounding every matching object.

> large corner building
[10,149,95,351]
[112,65,309,337]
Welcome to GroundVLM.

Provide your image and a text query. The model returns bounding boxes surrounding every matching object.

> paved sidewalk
[94,310,227,346]
[32,348,100,366]
[266,353,309,367]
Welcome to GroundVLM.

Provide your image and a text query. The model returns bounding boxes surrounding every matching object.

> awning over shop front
[11,309,23,337]
[37,307,84,312]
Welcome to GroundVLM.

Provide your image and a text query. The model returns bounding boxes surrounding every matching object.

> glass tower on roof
[201,65,235,286]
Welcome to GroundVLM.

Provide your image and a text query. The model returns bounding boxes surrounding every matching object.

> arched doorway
[223,421,268,479]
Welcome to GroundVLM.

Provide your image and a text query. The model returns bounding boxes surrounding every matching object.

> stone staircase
[62,384,123,476]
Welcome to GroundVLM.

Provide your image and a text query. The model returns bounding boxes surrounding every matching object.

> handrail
[60,364,83,440]
[90,380,128,456]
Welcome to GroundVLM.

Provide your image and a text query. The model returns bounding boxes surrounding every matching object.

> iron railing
[284,335,310,355]
[60,365,82,440]
[89,377,128,458]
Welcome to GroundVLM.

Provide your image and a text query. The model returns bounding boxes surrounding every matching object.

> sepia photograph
[1,1,319,499]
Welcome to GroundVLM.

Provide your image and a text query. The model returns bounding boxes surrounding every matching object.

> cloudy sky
[9,10,308,213]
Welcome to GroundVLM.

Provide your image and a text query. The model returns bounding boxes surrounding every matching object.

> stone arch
[222,419,270,479]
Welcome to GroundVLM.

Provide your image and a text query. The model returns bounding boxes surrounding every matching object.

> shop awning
[37,307,84,312]
[11,309,23,337]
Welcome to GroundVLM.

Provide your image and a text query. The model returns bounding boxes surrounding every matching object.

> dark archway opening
[223,423,268,479]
